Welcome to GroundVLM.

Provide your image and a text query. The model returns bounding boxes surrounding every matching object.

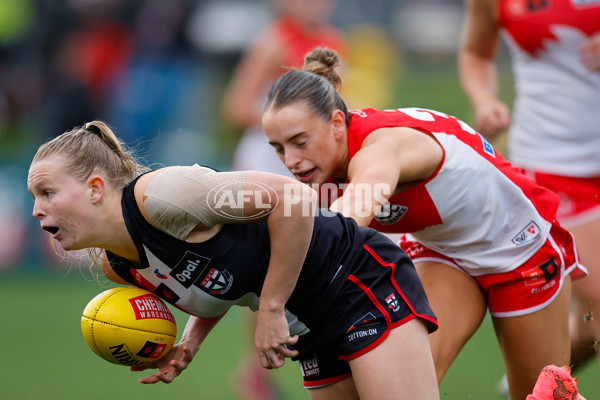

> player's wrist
[472,91,498,108]
[179,338,202,355]
[258,299,286,314]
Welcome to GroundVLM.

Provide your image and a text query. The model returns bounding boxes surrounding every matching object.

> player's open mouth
[295,168,316,182]
[43,226,59,237]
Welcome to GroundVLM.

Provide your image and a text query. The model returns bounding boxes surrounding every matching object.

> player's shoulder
[134,165,217,201]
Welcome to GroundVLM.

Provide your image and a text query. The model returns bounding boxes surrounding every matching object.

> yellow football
[81,287,177,367]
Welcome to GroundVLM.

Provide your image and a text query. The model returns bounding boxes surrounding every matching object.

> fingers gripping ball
[81,287,177,367]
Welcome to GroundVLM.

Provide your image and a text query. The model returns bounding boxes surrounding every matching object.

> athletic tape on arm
[143,165,247,240]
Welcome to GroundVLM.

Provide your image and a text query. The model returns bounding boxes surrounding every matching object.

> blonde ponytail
[32,120,148,190]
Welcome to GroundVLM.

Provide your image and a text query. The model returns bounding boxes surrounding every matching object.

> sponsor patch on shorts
[512,221,541,246]
[300,354,320,378]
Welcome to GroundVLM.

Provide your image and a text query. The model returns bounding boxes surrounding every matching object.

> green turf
[1,271,598,400]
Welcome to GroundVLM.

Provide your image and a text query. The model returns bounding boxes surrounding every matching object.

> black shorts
[294,236,438,388]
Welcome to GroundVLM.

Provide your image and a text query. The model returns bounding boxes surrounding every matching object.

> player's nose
[284,149,302,169]
[32,200,46,220]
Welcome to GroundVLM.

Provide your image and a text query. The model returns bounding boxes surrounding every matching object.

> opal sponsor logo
[170,252,210,288]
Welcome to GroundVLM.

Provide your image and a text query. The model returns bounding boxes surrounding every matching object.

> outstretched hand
[130,342,196,384]
[255,308,299,369]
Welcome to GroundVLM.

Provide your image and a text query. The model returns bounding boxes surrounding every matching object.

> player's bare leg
[349,319,439,400]
[493,277,572,400]
[415,261,487,383]
[570,301,597,371]
[569,217,600,370]
[308,320,439,400]
[307,376,360,400]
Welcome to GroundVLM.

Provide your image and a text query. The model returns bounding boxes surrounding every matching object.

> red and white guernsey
[498,0,600,176]
[346,107,561,276]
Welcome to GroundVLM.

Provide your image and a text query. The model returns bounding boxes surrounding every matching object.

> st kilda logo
[199,268,233,295]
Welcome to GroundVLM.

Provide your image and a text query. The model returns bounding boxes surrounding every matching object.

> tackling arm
[243,171,317,369]
[329,127,442,227]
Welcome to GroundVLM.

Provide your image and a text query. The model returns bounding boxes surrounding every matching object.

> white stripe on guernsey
[142,245,311,336]
[330,265,343,283]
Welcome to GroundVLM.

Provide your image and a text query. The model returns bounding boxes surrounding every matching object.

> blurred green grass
[2,271,598,400]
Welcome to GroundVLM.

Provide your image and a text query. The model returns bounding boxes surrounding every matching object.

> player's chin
[58,235,87,252]
[310,176,328,189]
[57,240,79,252]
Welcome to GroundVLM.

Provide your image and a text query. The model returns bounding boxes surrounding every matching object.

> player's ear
[88,175,105,204]
[331,109,346,140]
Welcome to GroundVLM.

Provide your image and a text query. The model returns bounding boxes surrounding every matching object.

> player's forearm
[179,314,225,353]
[329,180,393,228]
[329,194,374,227]
[458,50,500,107]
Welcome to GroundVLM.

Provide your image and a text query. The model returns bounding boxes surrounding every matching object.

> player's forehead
[266,102,314,122]
[27,157,69,189]
[265,104,322,137]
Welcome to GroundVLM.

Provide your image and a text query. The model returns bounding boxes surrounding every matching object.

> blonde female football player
[28,120,439,399]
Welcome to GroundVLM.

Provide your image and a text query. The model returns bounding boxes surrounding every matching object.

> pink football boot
[526,365,586,400]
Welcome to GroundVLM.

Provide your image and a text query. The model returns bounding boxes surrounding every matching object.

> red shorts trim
[519,168,600,227]
[400,225,587,317]
[339,273,392,362]
[303,374,352,389]
[364,244,439,329]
